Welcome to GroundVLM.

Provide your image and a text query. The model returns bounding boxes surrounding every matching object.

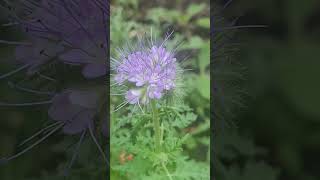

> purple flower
[114,45,177,105]
[48,90,98,135]
[0,0,108,79]
[49,89,108,165]
[0,0,109,174]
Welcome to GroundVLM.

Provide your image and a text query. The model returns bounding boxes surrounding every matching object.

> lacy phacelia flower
[0,0,108,79]
[48,90,97,135]
[0,0,109,172]
[114,45,177,105]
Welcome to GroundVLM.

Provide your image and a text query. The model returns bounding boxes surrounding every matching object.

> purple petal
[69,90,99,109]
[82,63,106,79]
[125,89,141,104]
[59,49,93,64]
[62,110,95,135]
[48,92,83,122]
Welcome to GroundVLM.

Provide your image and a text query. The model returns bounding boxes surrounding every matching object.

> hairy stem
[152,102,172,180]
[151,101,161,152]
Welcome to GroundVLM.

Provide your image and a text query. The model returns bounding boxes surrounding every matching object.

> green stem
[152,102,172,180]
[151,101,161,152]
[161,162,173,180]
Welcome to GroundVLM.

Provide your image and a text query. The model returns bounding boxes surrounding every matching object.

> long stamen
[36,72,57,82]
[61,0,100,48]
[2,22,20,27]
[110,93,126,96]
[113,101,129,112]
[0,40,32,46]
[92,0,109,15]
[160,30,174,48]
[214,25,267,31]
[223,0,233,9]
[18,121,62,147]
[0,123,64,164]
[0,64,30,80]
[137,100,145,114]
[63,129,87,177]
[0,100,52,106]
[8,81,55,95]
[88,124,108,165]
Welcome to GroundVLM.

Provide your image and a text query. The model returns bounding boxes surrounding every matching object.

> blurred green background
[217,0,320,179]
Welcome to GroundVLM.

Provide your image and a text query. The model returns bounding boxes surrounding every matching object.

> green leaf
[171,111,197,129]
[147,8,180,23]
[173,156,210,180]
[181,36,204,49]
[186,4,206,19]
[196,18,210,28]
[198,42,210,73]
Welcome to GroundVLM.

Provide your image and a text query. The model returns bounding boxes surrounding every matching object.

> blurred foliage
[110,0,210,179]
[215,0,320,180]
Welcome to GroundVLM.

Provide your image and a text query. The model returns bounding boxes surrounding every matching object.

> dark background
[220,0,320,179]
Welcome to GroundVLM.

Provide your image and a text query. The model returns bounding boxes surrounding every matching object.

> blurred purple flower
[0,0,109,174]
[48,90,98,135]
[49,90,108,173]
[0,0,108,79]
[0,89,107,173]
[49,89,108,137]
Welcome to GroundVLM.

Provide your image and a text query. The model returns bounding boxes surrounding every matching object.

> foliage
[110,0,210,179]
[111,103,209,179]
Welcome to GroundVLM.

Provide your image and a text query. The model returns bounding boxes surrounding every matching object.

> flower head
[0,0,108,79]
[48,90,98,135]
[114,43,177,105]
[0,0,109,174]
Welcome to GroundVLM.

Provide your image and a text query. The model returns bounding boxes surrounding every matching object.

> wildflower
[113,33,178,108]
[48,90,98,135]
[0,0,109,175]
[0,0,109,136]
[0,0,108,79]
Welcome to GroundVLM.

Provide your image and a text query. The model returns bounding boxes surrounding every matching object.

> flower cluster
[0,0,109,175]
[114,45,177,105]
[49,90,98,134]
[14,0,108,78]
[1,0,108,134]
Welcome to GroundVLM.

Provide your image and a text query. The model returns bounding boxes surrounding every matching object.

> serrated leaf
[172,111,197,128]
